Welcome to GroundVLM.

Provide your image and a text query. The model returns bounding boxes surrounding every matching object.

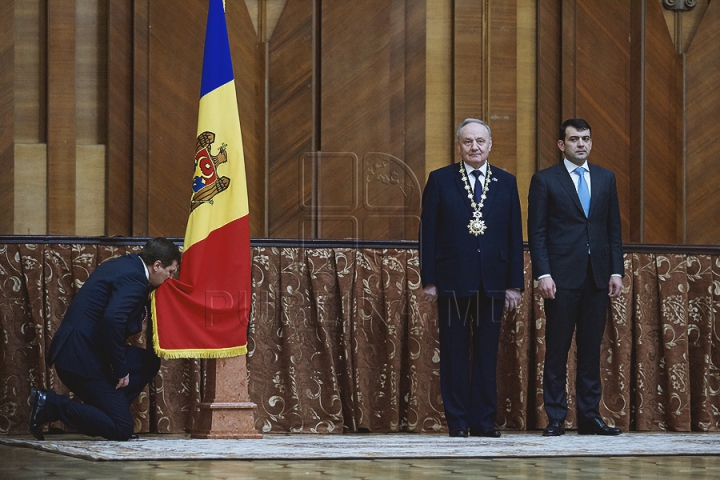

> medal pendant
[468,218,487,236]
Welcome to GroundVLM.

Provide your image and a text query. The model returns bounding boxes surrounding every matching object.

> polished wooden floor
[1,444,720,479]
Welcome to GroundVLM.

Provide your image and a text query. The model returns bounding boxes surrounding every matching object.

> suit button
[477,249,481,253]
[586,243,589,247]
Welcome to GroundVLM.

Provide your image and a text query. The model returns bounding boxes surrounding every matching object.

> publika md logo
[190,131,231,212]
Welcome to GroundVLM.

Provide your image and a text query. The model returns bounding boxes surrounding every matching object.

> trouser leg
[469,294,503,431]
[543,287,582,422]
[438,295,473,432]
[51,369,134,440]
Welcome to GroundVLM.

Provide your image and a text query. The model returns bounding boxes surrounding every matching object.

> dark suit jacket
[47,254,149,380]
[420,162,524,298]
[527,162,623,289]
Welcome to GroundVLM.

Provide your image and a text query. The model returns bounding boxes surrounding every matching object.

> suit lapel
[555,163,585,216]
[587,163,603,217]
[454,165,474,213]
[482,163,499,213]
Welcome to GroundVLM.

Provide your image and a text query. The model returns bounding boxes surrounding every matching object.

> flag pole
[191,355,261,439]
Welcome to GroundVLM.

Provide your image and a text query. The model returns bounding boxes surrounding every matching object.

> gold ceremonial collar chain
[459,161,492,236]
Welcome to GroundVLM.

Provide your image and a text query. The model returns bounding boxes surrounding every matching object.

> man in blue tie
[528,118,624,436]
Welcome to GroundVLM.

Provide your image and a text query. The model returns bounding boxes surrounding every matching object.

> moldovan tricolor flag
[151,0,250,359]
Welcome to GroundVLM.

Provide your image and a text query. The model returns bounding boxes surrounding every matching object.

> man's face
[457,122,492,169]
[558,126,592,166]
[148,260,179,288]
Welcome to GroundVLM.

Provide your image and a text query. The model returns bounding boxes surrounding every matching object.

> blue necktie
[575,167,590,216]
[472,170,483,203]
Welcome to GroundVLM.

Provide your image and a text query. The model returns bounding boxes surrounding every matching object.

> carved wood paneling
[266,0,314,239]
[47,0,76,234]
[686,1,720,244]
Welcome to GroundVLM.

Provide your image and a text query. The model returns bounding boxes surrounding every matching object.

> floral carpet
[2,432,720,461]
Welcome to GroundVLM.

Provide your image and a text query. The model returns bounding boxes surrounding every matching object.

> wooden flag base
[191,355,262,439]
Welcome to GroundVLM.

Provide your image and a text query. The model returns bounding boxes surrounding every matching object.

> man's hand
[505,289,522,310]
[116,374,130,390]
[537,276,556,299]
[423,284,438,303]
[608,276,623,298]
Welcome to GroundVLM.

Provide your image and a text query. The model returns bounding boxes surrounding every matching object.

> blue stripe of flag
[200,0,234,98]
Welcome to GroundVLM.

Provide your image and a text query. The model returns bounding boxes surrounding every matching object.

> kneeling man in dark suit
[29,237,181,440]
[420,118,524,438]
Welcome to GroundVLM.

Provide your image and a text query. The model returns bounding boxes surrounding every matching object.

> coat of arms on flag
[191,132,231,211]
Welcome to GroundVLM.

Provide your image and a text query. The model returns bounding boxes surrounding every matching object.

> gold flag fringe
[150,291,247,359]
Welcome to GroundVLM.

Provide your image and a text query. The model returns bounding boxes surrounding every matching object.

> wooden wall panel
[686,1,720,244]
[14,144,46,235]
[402,0,426,240]
[75,144,105,235]
[132,0,150,236]
[76,0,107,145]
[147,0,204,237]
[425,1,452,177]
[146,0,207,238]
[517,1,537,240]
[13,0,45,144]
[106,0,133,235]
[574,0,632,242]
[320,0,412,240]
[641,0,682,243]
[487,1,517,175]
[227,2,265,239]
[46,0,76,234]
[537,0,562,170]
[266,0,314,239]
[453,0,486,125]
[0,0,13,233]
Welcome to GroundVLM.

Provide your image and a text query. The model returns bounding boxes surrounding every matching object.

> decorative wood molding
[2,236,720,256]
[662,0,697,12]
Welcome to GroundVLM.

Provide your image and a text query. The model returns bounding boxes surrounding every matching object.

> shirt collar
[564,158,589,174]
[464,161,488,177]
[136,254,150,281]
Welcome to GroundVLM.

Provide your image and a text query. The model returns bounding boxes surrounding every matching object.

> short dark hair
[559,118,591,141]
[139,237,181,267]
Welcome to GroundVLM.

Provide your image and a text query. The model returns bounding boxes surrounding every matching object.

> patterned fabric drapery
[1,241,719,435]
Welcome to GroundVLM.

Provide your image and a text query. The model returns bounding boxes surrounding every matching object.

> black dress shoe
[542,419,565,436]
[29,388,47,441]
[129,434,139,440]
[449,428,468,438]
[470,429,501,438]
[578,418,621,436]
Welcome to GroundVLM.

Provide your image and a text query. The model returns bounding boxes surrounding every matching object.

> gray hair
[456,118,492,141]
